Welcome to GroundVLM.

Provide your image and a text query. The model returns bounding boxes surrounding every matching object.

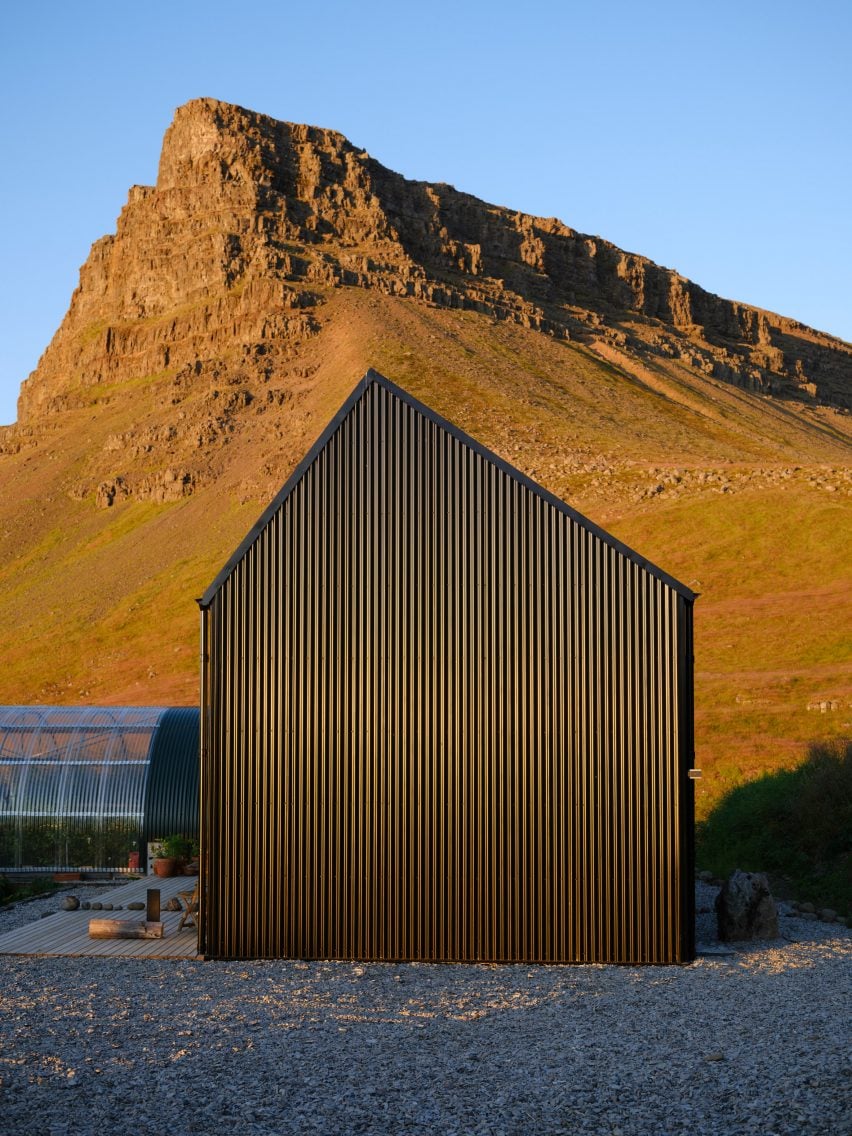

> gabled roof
[199,369,696,608]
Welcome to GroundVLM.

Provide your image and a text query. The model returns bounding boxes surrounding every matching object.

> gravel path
[0,883,849,1135]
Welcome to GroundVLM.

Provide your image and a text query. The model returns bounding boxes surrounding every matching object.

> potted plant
[152,834,191,878]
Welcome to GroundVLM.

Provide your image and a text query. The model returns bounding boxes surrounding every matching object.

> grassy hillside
[1,289,849,822]
[606,482,851,819]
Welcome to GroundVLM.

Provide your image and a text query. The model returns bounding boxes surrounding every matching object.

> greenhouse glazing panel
[0,707,166,872]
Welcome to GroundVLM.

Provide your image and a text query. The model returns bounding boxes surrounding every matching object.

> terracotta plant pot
[153,857,177,878]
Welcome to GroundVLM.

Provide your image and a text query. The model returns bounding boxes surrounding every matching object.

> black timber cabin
[198,370,697,963]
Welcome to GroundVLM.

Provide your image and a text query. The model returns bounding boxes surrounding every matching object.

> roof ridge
[199,370,696,607]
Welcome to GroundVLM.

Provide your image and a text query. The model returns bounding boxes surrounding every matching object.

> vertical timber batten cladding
[199,370,696,963]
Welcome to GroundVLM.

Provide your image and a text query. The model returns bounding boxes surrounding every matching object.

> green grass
[62,366,177,408]
[607,483,852,819]
[697,738,852,917]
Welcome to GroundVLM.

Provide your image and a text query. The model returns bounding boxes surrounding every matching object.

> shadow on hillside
[697,738,851,916]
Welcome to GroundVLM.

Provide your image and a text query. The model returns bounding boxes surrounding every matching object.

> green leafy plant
[697,738,852,916]
[155,834,193,861]
[0,874,59,906]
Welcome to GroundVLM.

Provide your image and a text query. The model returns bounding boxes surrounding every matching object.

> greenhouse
[0,706,198,874]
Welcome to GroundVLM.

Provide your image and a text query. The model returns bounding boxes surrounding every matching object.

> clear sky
[1,0,849,424]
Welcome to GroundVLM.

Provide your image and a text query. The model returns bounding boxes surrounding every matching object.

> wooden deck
[0,875,200,959]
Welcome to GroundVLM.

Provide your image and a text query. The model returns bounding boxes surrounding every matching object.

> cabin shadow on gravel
[697,738,852,918]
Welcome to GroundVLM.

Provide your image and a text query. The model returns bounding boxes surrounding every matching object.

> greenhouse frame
[0,706,198,874]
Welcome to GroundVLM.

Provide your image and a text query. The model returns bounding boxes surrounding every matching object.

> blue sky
[1,0,849,424]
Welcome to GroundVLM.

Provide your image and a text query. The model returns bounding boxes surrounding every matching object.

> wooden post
[146,888,160,922]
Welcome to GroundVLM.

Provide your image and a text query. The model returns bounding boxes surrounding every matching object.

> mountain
[1,97,850,819]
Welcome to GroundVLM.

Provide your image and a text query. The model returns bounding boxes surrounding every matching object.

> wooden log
[88,919,164,940]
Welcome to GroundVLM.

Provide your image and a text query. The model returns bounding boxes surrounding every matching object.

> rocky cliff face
[15,97,852,437]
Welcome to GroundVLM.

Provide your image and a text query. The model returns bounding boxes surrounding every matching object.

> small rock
[127,902,145,911]
[698,870,714,883]
[61,896,80,911]
[165,897,182,912]
[41,911,52,918]
[800,902,815,914]
[715,870,779,941]
[102,903,113,911]
[114,904,122,910]
[705,1053,726,1062]
[819,909,837,923]
[91,902,102,911]
[81,901,91,910]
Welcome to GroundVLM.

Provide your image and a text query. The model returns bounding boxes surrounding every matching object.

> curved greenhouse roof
[0,706,198,873]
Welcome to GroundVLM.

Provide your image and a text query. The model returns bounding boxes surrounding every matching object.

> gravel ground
[0,883,849,1136]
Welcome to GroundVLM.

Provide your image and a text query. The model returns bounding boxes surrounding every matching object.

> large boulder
[715,870,779,941]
